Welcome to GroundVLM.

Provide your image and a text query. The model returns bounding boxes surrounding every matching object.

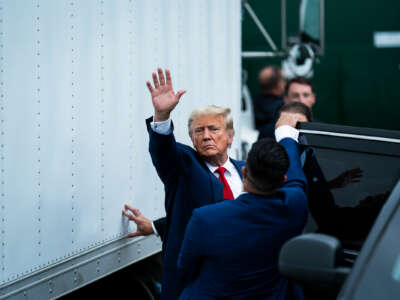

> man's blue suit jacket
[146,118,245,300]
[177,138,308,300]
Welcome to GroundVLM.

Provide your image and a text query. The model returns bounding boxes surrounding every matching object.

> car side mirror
[279,233,350,292]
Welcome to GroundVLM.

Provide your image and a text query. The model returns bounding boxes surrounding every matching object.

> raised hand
[122,204,154,238]
[275,112,308,129]
[146,68,186,122]
[328,167,363,189]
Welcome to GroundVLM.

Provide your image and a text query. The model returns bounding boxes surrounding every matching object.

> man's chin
[200,149,218,157]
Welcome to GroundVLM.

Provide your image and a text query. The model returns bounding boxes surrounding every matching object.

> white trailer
[0,1,242,298]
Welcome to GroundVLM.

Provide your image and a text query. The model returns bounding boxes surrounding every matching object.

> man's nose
[202,128,211,140]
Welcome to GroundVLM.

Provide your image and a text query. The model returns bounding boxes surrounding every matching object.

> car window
[299,122,400,250]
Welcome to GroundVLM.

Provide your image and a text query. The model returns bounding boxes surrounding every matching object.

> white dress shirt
[205,160,243,199]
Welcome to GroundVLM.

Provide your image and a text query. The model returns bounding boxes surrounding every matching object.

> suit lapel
[195,151,224,204]
[210,172,223,203]
[196,154,244,204]
[230,158,244,180]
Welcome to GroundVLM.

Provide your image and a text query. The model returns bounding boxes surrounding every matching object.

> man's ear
[227,129,234,145]
[242,166,248,192]
[310,93,316,107]
[242,166,247,180]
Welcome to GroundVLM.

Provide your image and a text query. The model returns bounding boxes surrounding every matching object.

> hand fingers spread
[176,90,186,101]
[165,69,173,88]
[146,81,154,93]
[158,67,165,85]
[152,72,160,89]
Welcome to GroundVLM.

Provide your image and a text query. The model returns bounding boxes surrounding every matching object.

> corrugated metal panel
[0,0,241,297]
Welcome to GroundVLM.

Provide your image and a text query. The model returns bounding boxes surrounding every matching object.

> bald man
[253,65,286,129]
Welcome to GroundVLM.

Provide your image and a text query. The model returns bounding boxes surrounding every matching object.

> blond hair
[188,105,234,136]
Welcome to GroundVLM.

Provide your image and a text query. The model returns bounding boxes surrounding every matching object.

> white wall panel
[0,0,241,287]
[39,0,74,269]
[2,0,42,282]
[73,1,104,252]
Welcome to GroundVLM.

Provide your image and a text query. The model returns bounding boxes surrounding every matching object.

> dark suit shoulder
[193,199,242,226]
[175,141,196,154]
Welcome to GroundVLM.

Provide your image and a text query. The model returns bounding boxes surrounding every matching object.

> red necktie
[215,167,234,200]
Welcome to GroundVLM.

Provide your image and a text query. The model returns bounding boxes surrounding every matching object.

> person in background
[177,112,308,300]
[258,77,318,140]
[252,65,286,130]
[258,100,312,140]
[283,77,316,110]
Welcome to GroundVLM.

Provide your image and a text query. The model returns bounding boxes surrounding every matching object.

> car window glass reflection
[301,145,397,250]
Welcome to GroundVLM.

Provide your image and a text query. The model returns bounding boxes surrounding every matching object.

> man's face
[284,83,315,108]
[190,114,233,160]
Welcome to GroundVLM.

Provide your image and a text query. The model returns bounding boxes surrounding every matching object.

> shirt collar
[205,158,235,175]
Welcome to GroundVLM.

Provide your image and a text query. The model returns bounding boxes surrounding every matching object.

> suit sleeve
[177,210,204,279]
[146,117,182,186]
[280,137,308,224]
[153,217,167,242]
[280,137,307,193]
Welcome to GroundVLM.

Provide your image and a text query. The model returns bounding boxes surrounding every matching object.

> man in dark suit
[252,65,285,130]
[177,112,308,300]
[123,68,245,300]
